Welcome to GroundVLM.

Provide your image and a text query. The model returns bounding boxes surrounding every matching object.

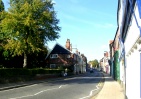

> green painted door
[114,51,120,81]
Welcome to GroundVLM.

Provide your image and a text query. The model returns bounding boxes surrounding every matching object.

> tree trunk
[23,53,27,68]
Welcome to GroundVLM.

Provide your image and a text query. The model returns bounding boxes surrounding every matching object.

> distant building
[45,39,87,74]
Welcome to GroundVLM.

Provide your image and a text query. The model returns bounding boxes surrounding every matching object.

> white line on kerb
[79,85,100,99]
[9,85,66,99]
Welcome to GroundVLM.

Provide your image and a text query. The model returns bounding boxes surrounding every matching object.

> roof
[45,43,72,59]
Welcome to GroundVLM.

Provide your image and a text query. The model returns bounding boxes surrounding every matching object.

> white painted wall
[119,60,124,83]
[124,4,141,99]
[118,0,126,86]
[126,44,140,99]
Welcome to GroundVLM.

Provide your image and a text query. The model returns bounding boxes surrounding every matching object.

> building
[45,43,73,69]
[117,0,141,98]
[46,39,87,74]
[109,40,114,76]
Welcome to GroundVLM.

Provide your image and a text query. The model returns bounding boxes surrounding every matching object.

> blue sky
[3,0,118,61]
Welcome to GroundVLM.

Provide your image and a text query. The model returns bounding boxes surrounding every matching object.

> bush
[0,68,64,77]
[0,68,32,77]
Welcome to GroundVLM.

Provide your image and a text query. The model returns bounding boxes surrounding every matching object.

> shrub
[0,68,64,77]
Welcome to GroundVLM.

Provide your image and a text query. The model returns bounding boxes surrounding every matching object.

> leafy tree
[0,0,4,12]
[0,0,4,40]
[0,0,60,68]
[0,0,5,67]
[27,45,48,68]
[89,59,99,68]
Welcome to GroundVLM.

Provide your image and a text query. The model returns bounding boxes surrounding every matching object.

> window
[50,54,58,58]
[50,64,56,68]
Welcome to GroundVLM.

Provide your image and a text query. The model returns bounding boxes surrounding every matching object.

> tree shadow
[37,71,105,87]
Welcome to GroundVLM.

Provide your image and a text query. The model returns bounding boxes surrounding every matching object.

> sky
[3,0,118,62]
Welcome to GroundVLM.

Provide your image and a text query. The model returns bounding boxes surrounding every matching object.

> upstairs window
[50,54,58,58]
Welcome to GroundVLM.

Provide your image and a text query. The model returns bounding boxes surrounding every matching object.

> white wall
[124,4,141,99]
[126,44,140,99]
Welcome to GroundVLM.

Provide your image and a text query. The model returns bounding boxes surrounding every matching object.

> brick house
[45,39,78,71]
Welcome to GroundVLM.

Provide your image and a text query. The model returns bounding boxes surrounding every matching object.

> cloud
[70,5,88,14]
[90,9,116,19]
[60,0,89,15]
[59,12,116,28]
[60,12,95,25]
[95,23,116,29]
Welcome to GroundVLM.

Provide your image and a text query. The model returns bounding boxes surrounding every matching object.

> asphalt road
[0,69,103,99]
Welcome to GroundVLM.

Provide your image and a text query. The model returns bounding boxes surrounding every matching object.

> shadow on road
[37,71,104,86]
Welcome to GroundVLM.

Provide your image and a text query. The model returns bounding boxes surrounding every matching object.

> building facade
[46,39,87,74]
[117,0,141,98]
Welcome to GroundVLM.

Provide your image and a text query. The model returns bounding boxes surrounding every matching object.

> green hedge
[0,68,64,77]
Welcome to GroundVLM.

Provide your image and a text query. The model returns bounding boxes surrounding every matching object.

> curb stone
[91,72,105,99]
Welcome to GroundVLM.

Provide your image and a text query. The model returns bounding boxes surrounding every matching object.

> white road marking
[79,85,99,99]
[1,84,38,92]
[9,85,67,99]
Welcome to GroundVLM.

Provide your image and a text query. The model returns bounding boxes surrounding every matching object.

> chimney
[109,40,113,44]
[65,39,70,50]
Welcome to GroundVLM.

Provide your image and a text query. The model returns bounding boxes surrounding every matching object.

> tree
[0,0,5,67]
[0,0,4,12]
[89,59,99,68]
[0,0,61,68]
[27,45,48,68]
[0,0,4,40]
[93,59,99,68]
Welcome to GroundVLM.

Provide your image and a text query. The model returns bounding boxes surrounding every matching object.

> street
[0,69,103,99]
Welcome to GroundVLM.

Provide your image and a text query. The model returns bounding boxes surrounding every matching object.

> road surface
[0,69,103,99]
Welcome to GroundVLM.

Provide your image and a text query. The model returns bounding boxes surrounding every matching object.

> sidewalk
[93,73,124,99]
